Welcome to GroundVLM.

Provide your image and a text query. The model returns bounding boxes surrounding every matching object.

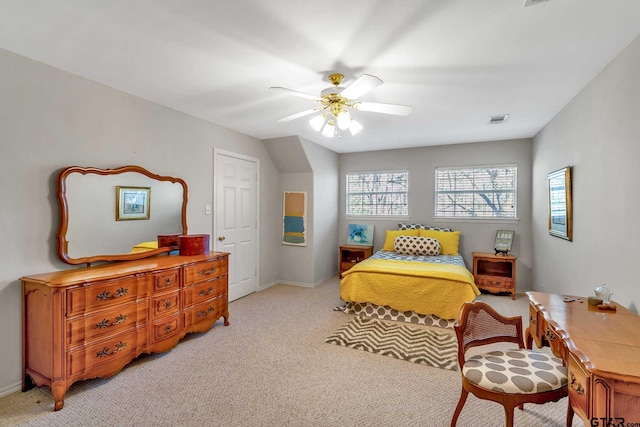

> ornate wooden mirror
[57,165,188,265]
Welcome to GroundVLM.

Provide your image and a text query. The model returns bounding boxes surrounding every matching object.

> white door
[214,150,258,301]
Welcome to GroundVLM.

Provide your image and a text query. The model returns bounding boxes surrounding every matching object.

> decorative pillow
[394,236,441,256]
[398,223,452,232]
[382,229,419,251]
[419,229,460,255]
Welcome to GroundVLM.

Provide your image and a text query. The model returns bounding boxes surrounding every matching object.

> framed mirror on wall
[548,166,573,241]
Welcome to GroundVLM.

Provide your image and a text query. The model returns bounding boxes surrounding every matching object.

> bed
[339,225,480,320]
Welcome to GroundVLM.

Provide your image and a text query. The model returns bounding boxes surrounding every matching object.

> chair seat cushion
[462,349,567,394]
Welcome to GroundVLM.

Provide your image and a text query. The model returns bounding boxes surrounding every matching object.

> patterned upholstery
[398,223,452,232]
[393,236,441,256]
[462,349,567,394]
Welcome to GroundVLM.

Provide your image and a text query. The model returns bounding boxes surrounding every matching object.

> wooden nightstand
[472,252,517,299]
[339,245,373,276]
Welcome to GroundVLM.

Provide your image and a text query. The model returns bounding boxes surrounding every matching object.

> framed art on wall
[282,191,306,246]
[347,224,374,246]
[116,186,150,221]
[547,166,572,241]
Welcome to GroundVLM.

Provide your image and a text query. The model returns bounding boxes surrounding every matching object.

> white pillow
[393,236,441,256]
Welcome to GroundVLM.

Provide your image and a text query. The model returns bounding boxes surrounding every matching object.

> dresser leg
[223,313,230,326]
[52,384,66,411]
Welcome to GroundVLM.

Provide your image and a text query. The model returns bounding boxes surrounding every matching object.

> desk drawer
[568,353,590,418]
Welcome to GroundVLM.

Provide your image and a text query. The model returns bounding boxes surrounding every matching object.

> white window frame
[346,169,409,218]
[434,164,517,220]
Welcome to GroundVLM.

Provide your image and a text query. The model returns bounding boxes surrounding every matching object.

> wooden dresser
[22,252,229,411]
[526,291,640,425]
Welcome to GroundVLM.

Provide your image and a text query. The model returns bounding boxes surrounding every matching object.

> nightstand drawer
[476,276,513,290]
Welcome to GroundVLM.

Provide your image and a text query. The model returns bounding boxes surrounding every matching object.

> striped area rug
[325,316,459,371]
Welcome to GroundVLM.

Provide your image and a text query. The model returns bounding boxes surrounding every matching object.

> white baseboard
[259,272,338,290]
[0,381,21,398]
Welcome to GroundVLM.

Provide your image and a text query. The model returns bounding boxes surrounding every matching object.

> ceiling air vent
[524,0,552,7]
[489,114,509,125]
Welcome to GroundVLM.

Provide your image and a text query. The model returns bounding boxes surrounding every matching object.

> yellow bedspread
[340,258,480,320]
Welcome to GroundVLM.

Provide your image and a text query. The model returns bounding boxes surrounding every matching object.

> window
[346,170,408,216]
[435,165,517,219]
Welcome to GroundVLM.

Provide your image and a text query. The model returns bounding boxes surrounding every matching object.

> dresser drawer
[151,291,180,317]
[152,268,180,292]
[182,276,227,307]
[184,259,227,285]
[67,275,148,316]
[66,328,145,379]
[476,276,513,290]
[568,352,590,419]
[183,295,226,328]
[151,313,181,342]
[66,301,148,348]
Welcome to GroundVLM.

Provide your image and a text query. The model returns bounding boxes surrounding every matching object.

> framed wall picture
[548,166,573,241]
[494,230,515,255]
[347,224,374,246]
[116,186,151,221]
[282,191,307,246]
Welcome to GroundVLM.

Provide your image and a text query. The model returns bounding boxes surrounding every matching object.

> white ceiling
[0,0,639,153]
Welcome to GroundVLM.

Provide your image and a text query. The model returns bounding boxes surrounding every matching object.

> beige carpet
[0,276,584,427]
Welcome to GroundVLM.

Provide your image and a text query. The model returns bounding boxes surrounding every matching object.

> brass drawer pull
[165,300,172,309]
[196,306,216,318]
[199,267,217,276]
[545,328,556,342]
[96,341,127,358]
[165,325,172,333]
[96,287,129,301]
[165,277,172,285]
[95,314,128,329]
[570,372,585,395]
[198,287,215,297]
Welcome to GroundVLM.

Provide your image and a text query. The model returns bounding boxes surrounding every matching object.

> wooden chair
[451,301,571,427]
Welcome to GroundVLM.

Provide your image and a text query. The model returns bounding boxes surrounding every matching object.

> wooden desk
[525,292,640,425]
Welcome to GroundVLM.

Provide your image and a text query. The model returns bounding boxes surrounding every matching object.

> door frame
[213,148,260,296]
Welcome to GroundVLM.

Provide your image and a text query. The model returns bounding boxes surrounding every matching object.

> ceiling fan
[270,73,412,138]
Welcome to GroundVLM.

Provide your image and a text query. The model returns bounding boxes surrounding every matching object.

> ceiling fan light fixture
[349,119,363,136]
[321,120,336,138]
[274,72,412,140]
[336,111,351,130]
[309,114,325,131]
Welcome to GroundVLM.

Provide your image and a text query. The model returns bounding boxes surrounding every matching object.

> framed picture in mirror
[116,186,151,221]
[547,166,572,241]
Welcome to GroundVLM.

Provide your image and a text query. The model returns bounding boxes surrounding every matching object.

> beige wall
[0,48,282,395]
[339,139,533,289]
[531,35,640,313]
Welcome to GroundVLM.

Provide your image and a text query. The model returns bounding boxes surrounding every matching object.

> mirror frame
[57,165,188,265]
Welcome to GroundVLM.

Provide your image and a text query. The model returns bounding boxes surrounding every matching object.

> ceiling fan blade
[277,108,319,123]
[355,101,413,116]
[340,74,383,100]
[270,87,322,101]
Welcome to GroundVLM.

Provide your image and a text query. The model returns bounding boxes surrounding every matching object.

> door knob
[218,236,226,241]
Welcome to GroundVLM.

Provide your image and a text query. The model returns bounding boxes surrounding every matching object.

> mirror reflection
[58,166,188,265]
